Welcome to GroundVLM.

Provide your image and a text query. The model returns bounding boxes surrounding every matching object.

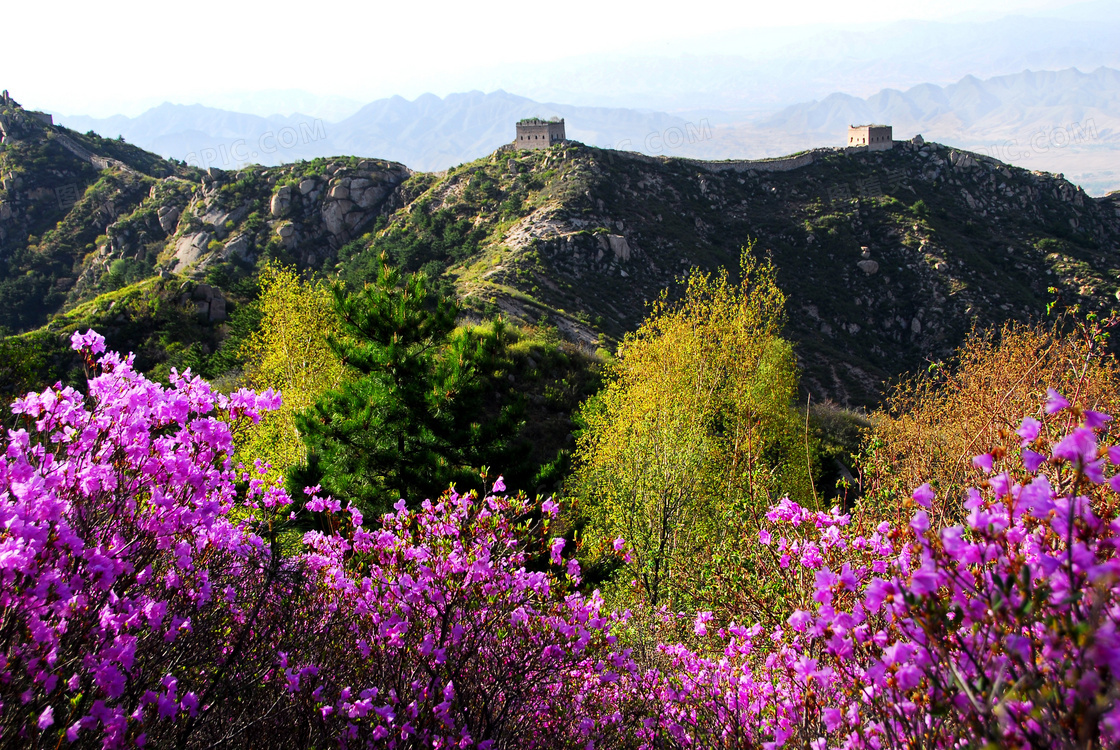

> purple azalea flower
[912,483,935,508]
[1053,427,1098,466]
[1023,448,1047,472]
[864,578,896,612]
[1046,388,1070,414]
[694,611,713,636]
[814,568,841,604]
[972,453,995,473]
[1017,416,1041,445]
[1085,410,1112,430]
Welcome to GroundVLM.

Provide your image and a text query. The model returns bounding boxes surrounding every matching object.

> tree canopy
[292,258,522,514]
[570,250,815,610]
[237,263,344,485]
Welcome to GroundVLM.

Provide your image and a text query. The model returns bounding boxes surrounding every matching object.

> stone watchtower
[847,124,893,150]
[515,117,565,150]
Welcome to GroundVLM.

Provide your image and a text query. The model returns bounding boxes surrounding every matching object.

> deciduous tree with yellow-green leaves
[236,264,344,484]
[570,250,816,614]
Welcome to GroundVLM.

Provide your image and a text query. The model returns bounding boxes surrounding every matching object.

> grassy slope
[343,143,1120,406]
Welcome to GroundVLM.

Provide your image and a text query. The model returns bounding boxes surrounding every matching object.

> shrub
[237,263,344,485]
[1,331,624,748]
[639,393,1120,748]
[4,330,1118,749]
[862,320,1120,526]
[0,331,299,747]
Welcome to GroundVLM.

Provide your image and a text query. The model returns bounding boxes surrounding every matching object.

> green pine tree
[290,258,522,515]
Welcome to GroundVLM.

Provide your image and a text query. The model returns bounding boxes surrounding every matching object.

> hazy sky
[3,0,1096,116]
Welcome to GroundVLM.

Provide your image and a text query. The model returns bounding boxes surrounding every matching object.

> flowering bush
[0,330,308,747]
[281,484,645,748]
[0,331,632,748]
[3,331,1118,749]
[640,390,1120,748]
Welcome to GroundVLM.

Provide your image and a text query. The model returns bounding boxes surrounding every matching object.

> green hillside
[3,89,1119,408]
[345,142,1120,405]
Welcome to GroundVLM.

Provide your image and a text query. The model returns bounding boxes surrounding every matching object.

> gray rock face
[224,233,251,259]
[328,185,350,201]
[208,296,227,322]
[299,179,316,195]
[157,206,180,233]
[322,202,346,235]
[276,222,298,249]
[857,260,880,275]
[270,186,293,217]
[172,232,211,272]
[608,234,632,261]
[949,150,977,169]
[355,185,387,209]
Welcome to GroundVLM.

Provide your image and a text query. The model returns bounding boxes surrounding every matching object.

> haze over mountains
[681,67,1120,195]
[470,0,1120,112]
[54,92,690,173]
[53,67,1120,195]
[35,1,1120,195]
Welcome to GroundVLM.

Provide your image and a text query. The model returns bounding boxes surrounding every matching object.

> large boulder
[157,206,180,233]
[223,233,251,259]
[608,234,631,261]
[355,185,387,209]
[208,296,227,323]
[322,202,346,235]
[276,222,298,249]
[172,232,211,272]
[270,185,293,217]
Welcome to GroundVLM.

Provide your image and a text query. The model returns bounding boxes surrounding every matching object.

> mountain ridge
[3,93,1118,408]
[48,67,1120,195]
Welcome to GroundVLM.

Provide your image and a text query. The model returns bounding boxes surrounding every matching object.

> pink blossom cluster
[283,485,642,747]
[3,331,1118,748]
[0,332,635,748]
[640,397,1120,748]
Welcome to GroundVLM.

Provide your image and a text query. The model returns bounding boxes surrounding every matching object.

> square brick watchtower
[516,117,565,150]
[848,124,893,150]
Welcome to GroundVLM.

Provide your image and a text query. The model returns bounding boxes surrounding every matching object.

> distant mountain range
[54,67,1120,195]
[54,92,688,173]
[673,67,1120,196]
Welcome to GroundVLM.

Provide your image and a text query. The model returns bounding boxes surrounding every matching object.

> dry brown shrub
[860,319,1120,526]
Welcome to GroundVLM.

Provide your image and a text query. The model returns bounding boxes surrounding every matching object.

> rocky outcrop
[158,205,180,233]
[369,140,1119,406]
[270,185,293,217]
[172,232,211,272]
